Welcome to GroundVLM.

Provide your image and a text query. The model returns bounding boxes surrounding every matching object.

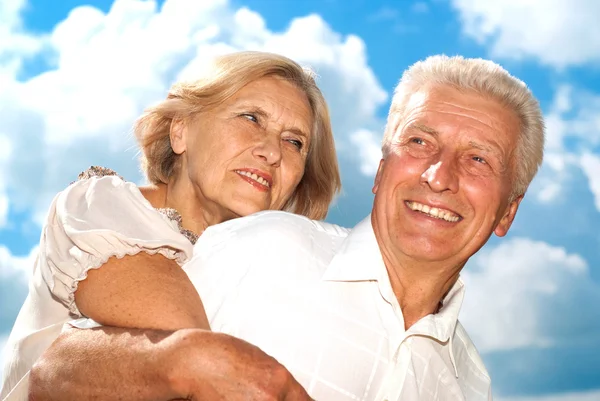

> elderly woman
[0,51,340,400]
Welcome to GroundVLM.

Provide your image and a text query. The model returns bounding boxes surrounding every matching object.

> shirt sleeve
[39,175,194,317]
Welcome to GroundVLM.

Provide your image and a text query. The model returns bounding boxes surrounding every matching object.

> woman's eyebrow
[233,104,309,138]
[288,127,309,139]
[232,103,269,118]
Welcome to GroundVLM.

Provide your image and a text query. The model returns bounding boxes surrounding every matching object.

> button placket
[374,336,412,401]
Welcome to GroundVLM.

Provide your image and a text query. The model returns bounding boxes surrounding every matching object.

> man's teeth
[236,170,270,187]
[406,201,460,222]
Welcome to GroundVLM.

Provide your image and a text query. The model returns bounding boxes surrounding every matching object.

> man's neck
[384,258,462,330]
[370,211,466,330]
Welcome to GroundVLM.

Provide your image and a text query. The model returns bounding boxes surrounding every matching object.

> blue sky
[1,0,599,399]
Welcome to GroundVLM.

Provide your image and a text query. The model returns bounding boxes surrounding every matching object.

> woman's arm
[43,173,208,331]
[28,173,310,400]
[75,252,209,330]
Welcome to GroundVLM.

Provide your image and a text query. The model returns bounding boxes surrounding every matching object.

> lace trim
[157,208,199,245]
[75,166,198,244]
[77,166,123,182]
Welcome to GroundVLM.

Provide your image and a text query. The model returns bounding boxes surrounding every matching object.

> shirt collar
[322,213,465,377]
[406,278,465,377]
[322,214,384,282]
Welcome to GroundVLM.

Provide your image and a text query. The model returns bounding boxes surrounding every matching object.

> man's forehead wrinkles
[421,106,497,123]
[401,115,511,163]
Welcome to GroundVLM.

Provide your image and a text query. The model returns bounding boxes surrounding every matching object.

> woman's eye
[286,138,304,150]
[241,113,258,123]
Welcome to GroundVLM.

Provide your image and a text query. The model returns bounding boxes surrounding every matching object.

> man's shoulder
[198,211,350,250]
[237,211,350,237]
[452,321,492,383]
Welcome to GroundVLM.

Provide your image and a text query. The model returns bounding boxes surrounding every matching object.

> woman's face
[172,76,313,220]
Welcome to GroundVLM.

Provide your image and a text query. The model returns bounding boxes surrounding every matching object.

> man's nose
[420,155,459,193]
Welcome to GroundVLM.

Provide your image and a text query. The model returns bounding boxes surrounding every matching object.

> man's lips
[234,169,273,189]
[405,200,462,222]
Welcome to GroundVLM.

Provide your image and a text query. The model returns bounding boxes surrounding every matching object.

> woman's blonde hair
[135,51,340,220]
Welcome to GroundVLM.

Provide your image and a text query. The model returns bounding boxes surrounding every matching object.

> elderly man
[18,55,543,401]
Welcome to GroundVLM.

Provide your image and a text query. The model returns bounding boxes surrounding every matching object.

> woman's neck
[139,181,236,236]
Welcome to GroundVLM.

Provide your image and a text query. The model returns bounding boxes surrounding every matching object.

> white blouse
[0,168,193,400]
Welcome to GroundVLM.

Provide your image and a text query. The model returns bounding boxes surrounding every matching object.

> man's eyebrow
[468,140,493,152]
[468,140,502,158]
[407,123,440,136]
[468,140,507,168]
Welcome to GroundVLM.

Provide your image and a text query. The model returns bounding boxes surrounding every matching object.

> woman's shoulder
[63,166,140,209]
[68,166,198,245]
[57,166,149,225]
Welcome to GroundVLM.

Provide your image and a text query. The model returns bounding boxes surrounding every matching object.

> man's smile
[405,200,462,222]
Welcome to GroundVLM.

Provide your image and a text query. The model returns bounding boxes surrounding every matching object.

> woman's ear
[170,118,187,155]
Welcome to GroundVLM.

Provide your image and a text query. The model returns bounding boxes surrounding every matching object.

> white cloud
[544,85,600,152]
[497,390,600,401]
[349,129,382,175]
[0,195,8,227]
[0,130,10,226]
[529,150,582,205]
[529,85,600,204]
[0,0,47,77]
[0,0,387,225]
[0,245,36,349]
[580,153,600,211]
[450,0,600,68]
[0,244,36,281]
[460,238,600,352]
[0,333,8,379]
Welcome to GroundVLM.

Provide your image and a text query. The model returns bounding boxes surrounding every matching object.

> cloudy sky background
[1,0,599,399]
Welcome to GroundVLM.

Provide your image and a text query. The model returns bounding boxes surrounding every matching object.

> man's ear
[170,118,187,155]
[494,194,524,237]
[372,159,385,194]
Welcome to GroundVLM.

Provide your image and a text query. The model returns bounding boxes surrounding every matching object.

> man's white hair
[382,55,545,199]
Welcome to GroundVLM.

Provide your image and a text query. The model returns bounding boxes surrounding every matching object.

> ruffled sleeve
[39,170,194,316]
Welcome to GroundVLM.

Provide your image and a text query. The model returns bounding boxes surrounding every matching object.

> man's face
[372,85,523,265]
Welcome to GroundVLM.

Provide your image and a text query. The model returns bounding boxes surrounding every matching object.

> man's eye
[472,156,487,164]
[241,114,258,123]
[410,137,426,145]
[286,138,304,150]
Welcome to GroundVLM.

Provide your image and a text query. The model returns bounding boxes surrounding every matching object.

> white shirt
[1,174,492,400]
[185,211,493,401]
[0,175,193,400]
